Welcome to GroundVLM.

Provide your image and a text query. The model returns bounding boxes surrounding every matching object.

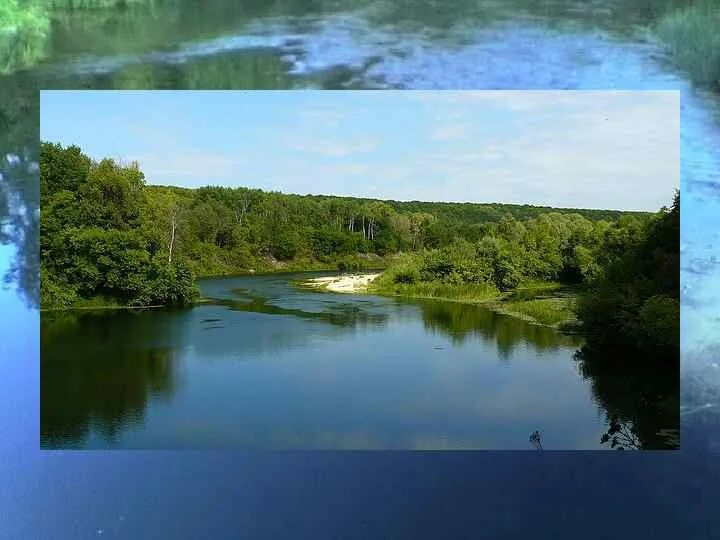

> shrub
[40,269,78,309]
[393,266,421,284]
[635,295,679,350]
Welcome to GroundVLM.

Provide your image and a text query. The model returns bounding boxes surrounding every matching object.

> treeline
[578,192,679,356]
[41,142,197,308]
[40,142,648,310]
[372,211,648,293]
[374,192,679,354]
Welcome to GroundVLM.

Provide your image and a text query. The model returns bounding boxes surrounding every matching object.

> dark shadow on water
[413,298,582,357]
[41,311,179,448]
[220,287,390,328]
[574,345,680,450]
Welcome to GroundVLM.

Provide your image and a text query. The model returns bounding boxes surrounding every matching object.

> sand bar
[304,273,381,293]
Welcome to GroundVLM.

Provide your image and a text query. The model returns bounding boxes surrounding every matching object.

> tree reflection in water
[574,346,679,450]
[417,300,679,449]
[41,311,178,448]
[416,298,582,358]
[0,74,40,310]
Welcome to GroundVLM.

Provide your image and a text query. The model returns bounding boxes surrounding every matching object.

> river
[1,0,718,535]
[39,272,678,450]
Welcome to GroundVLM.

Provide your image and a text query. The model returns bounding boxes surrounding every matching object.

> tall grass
[0,1,50,74]
[656,0,720,89]
[498,298,576,327]
[371,280,500,303]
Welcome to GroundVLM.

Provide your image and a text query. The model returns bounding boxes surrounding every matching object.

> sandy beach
[304,273,381,293]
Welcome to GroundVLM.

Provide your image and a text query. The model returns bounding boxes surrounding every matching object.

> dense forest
[40,141,638,302]
[373,192,679,356]
[41,142,678,357]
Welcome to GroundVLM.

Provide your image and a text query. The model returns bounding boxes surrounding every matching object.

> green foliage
[373,279,500,303]
[336,255,372,273]
[41,142,198,308]
[370,192,677,348]
[577,192,679,356]
[40,268,78,308]
[635,295,680,349]
[0,1,50,74]
[42,140,672,341]
[374,210,637,297]
[393,265,421,284]
[498,298,576,327]
[656,0,720,89]
[615,0,720,90]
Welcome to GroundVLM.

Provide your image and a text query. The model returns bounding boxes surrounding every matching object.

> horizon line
[148,181,657,214]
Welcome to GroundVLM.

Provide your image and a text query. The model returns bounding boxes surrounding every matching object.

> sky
[40,90,679,211]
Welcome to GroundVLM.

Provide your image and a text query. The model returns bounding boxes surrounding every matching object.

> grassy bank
[622,0,720,90]
[488,297,578,328]
[655,0,720,89]
[371,274,578,329]
[370,279,501,303]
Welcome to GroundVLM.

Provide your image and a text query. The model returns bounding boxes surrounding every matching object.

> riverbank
[303,272,381,293]
[655,0,720,90]
[368,279,580,330]
[486,297,579,330]
[191,252,393,280]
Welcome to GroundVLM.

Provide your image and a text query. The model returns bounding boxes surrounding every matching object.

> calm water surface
[1,0,719,536]
[42,272,673,450]
[2,0,713,411]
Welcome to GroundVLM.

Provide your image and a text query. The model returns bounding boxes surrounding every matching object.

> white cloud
[430,123,471,141]
[286,138,377,157]
[128,151,246,184]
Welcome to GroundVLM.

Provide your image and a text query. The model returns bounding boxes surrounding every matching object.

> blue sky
[40,90,678,211]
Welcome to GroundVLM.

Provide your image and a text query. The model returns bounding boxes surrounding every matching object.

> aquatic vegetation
[0,1,50,74]
[619,0,720,89]
[495,297,577,327]
[656,0,720,89]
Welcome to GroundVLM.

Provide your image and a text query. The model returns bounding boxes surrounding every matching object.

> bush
[40,269,78,309]
[132,260,197,307]
[635,295,679,350]
[393,265,421,284]
[494,257,522,290]
[577,194,679,355]
[336,256,366,273]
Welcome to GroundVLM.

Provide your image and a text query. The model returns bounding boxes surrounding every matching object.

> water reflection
[221,287,389,328]
[416,299,581,355]
[40,274,678,449]
[41,311,178,448]
[575,346,680,450]
[0,77,40,310]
